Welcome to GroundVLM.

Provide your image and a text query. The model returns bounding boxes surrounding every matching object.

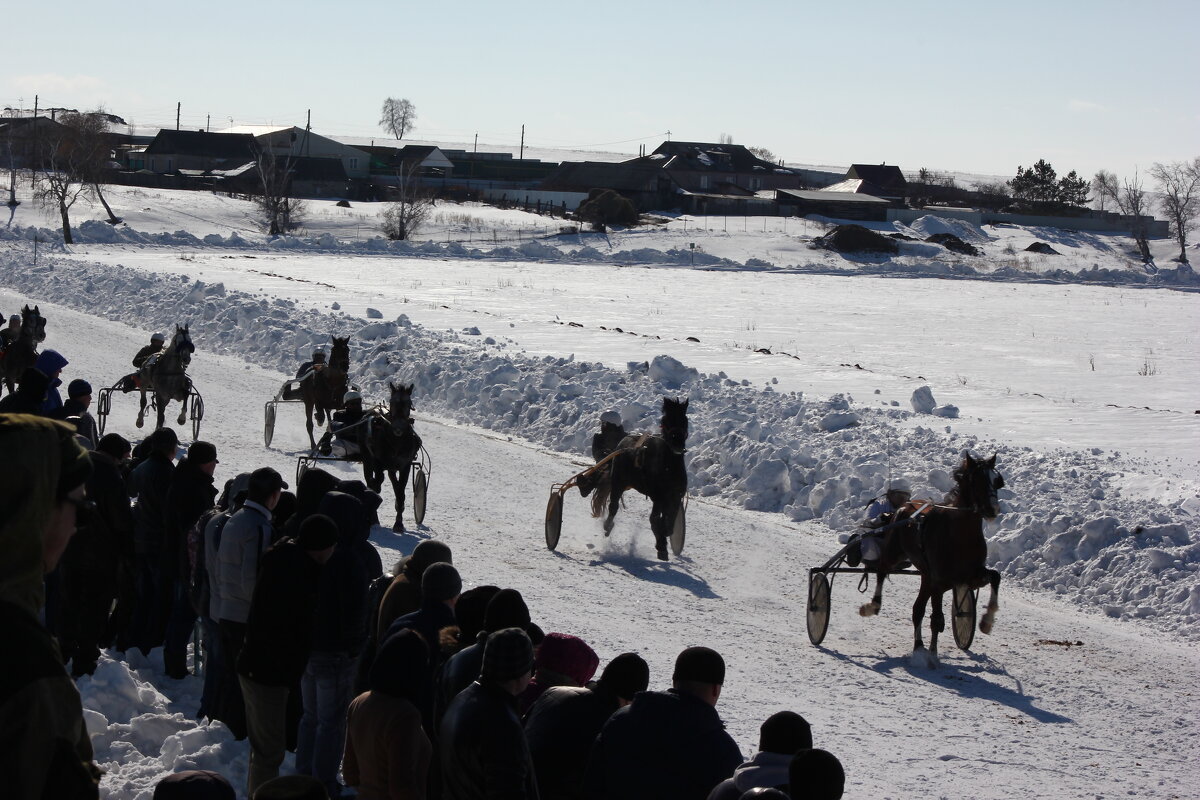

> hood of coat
[34,348,68,376]
[317,490,367,544]
[0,415,85,615]
[370,628,430,705]
[294,467,340,519]
[731,751,793,792]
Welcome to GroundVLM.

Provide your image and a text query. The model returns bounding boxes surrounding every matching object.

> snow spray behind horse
[1,305,46,396]
[301,335,351,452]
[361,382,423,532]
[859,452,1004,665]
[137,324,194,430]
[590,397,689,561]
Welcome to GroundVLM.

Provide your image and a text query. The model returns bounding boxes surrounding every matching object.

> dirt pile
[814,224,899,255]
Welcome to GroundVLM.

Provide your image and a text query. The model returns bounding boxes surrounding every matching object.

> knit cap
[297,514,338,551]
[599,652,650,701]
[67,379,92,398]
[421,562,462,603]
[535,633,599,686]
[481,626,534,682]
[187,441,218,465]
[760,710,812,754]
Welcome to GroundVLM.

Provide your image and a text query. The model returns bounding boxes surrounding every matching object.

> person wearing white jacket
[212,467,286,739]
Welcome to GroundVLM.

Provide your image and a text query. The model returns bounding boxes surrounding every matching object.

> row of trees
[1092,160,1200,264]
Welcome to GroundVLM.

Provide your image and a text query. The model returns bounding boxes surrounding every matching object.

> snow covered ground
[1,183,1197,799]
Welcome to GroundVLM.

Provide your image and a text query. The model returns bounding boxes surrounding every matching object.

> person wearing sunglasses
[0,413,101,799]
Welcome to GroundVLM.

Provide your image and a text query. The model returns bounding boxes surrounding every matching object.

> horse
[589,397,689,561]
[136,325,194,431]
[1,305,46,396]
[301,336,350,452]
[858,453,1005,665]
[361,382,422,532]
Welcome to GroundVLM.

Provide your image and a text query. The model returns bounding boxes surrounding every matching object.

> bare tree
[717,133,734,145]
[748,145,776,162]
[379,98,417,140]
[1149,158,1200,264]
[254,145,304,235]
[380,160,433,240]
[1094,170,1153,262]
[32,109,119,243]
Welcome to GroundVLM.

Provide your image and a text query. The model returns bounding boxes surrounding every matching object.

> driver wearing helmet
[133,332,166,368]
[847,480,912,568]
[592,410,627,462]
[295,347,328,381]
[319,389,366,457]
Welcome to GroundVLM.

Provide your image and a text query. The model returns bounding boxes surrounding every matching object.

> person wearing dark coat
[238,516,337,797]
[59,379,99,448]
[281,467,340,541]
[58,434,135,677]
[440,627,539,800]
[788,749,845,800]
[707,711,812,800]
[438,588,533,715]
[125,426,178,655]
[0,414,102,800]
[523,653,649,800]
[343,629,433,800]
[296,491,372,797]
[162,442,219,679]
[0,365,50,414]
[34,349,68,416]
[517,633,599,716]
[153,769,236,800]
[376,540,454,644]
[585,647,743,800]
[591,411,626,462]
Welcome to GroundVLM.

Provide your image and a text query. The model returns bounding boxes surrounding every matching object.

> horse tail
[590,467,613,519]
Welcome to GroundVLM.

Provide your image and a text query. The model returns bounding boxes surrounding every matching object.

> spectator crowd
[0,316,847,800]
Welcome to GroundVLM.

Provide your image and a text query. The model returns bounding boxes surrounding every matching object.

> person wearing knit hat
[517,631,599,714]
[0,414,100,798]
[438,586,534,711]
[440,626,538,799]
[153,769,236,800]
[788,748,845,800]
[60,378,100,447]
[585,645,742,800]
[524,651,650,799]
[375,538,453,643]
[708,710,814,800]
[237,514,333,795]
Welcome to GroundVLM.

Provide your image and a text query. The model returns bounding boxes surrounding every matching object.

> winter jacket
[0,367,50,415]
[33,350,68,416]
[705,751,793,800]
[164,458,217,582]
[59,399,100,448]
[440,681,539,800]
[523,684,622,800]
[585,689,742,800]
[237,538,323,686]
[344,691,430,800]
[310,492,370,656]
[132,344,161,369]
[65,450,133,569]
[213,500,274,623]
[377,573,422,643]
[128,451,175,557]
[591,424,626,462]
[281,467,340,541]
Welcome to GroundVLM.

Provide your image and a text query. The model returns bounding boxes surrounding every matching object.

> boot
[845,537,862,568]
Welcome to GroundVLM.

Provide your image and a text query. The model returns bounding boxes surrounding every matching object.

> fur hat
[67,379,92,398]
[598,652,650,701]
[672,646,725,686]
[760,710,812,755]
[483,588,531,633]
[420,562,462,603]
[481,627,534,682]
[297,514,338,551]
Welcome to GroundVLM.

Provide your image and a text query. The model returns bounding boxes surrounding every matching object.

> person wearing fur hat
[517,632,600,715]
[238,515,337,796]
[707,711,812,800]
[440,627,539,799]
[343,629,433,800]
[524,652,650,800]
[586,646,742,800]
[0,414,101,799]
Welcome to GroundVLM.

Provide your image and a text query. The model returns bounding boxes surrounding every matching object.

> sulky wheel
[97,389,111,434]
[806,572,832,646]
[952,584,978,651]
[545,492,564,551]
[264,402,277,447]
[669,506,686,555]
[412,468,428,526]
[190,394,204,440]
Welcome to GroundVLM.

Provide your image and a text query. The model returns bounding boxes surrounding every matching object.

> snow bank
[1,250,1196,640]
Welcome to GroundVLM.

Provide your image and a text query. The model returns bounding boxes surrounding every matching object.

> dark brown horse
[302,336,350,452]
[361,382,422,532]
[859,453,1004,665]
[137,325,194,430]
[590,397,689,561]
[1,304,46,396]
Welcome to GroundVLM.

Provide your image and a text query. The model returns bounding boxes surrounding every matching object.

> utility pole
[304,109,311,157]
[206,114,210,132]
[471,132,477,180]
[176,102,180,130]
[519,125,524,161]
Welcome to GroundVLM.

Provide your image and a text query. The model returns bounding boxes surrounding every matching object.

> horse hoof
[392,520,405,533]
[858,602,879,617]
[979,616,994,635]
[135,418,144,429]
[602,519,614,536]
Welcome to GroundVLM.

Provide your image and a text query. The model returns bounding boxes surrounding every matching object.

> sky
[3,0,1197,180]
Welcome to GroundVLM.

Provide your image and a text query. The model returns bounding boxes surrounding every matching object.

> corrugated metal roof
[777,189,889,204]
